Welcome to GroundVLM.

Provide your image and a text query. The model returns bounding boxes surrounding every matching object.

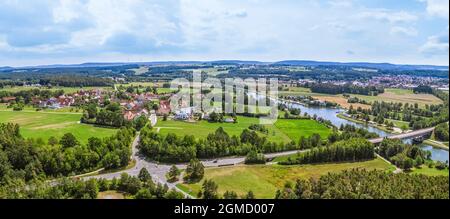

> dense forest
[274,169,448,199]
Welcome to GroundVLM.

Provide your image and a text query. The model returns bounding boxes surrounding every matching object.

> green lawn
[410,165,449,177]
[0,110,117,144]
[155,117,331,144]
[274,119,331,141]
[177,158,394,199]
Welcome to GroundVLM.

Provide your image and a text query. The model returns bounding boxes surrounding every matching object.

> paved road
[85,133,304,198]
[369,127,435,144]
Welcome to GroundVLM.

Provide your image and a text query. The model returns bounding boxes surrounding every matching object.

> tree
[134,115,148,131]
[164,189,184,199]
[48,136,58,146]
[138,168,153,186]
[135,188,153,199]
[167,165,180,183]
[59,133,79,148]
[184,159,204,183]
[243,190,255,199]
[199,179,219,199]
[223,191,238,199]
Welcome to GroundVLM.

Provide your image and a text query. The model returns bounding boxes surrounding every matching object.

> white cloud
[357,9,418,23]
[420,28,449,56]
[420,0,449,18]
[390,26,418,36]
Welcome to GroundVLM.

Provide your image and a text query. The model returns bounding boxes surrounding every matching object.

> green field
[0,110,117,144]
[155,117,331,144]
[411,165,449,177]
[177,158,394,199]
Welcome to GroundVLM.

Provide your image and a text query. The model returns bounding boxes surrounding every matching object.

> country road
[85,133,305,198]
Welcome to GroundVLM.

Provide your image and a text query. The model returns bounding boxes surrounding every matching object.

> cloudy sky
[0,0,448,66]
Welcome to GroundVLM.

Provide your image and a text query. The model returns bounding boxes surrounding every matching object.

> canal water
[287,102,449,162]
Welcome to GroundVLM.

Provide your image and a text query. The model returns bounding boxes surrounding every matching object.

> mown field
[0,110,117,144]
[155,117,332,144]
[177,158,394,199]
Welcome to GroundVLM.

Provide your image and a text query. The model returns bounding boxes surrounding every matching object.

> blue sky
[0,0,448,66]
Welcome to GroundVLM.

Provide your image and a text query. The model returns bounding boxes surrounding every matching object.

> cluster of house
[37,89,107,109]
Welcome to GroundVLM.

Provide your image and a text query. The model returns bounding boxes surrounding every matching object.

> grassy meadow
[155,117,332,144]
[0,110,117,144]
[177,158,394,199]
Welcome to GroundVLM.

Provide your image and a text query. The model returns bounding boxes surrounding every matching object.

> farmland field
[349,88,443,108]
[0,110,117,144]
[279,87,443,109]
[177,158,394,199]
[155,117,331,144]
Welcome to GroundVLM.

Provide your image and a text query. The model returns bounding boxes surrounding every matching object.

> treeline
[0,168,184,199]
[275,169,448,199]
[38,75,113,87]
[0,123,135,183]
[279,138,375,165]
[138,126,298,163]
[310,83,384,95]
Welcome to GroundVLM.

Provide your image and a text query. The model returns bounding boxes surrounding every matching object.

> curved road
[85,133,305,198]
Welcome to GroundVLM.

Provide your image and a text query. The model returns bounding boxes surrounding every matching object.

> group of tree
[434,123,449,142]
[0,168,184,199]
[377,139,431,170]
[310,83,384,96]
[197,179,255,199]
[82,102,150,130]
[274,169,448,199]
[248,124,269,134]
[244,150,266,164]
[0,123,135,184]
[279,138,375,165]
[348,97,448,130]
[138,126,298,163]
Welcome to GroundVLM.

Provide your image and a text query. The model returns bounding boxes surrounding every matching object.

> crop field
[350,88,443,108]
[312,95,371,110]
[279,87,443,109]
[155,117,331,144]
[0,110,117,144]
[177,158,394,199]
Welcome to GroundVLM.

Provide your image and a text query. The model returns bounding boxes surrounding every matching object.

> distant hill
[273,60,449,71]
[1,60,448,72]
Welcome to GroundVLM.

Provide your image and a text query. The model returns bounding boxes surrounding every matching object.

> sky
[0,0,448,67]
